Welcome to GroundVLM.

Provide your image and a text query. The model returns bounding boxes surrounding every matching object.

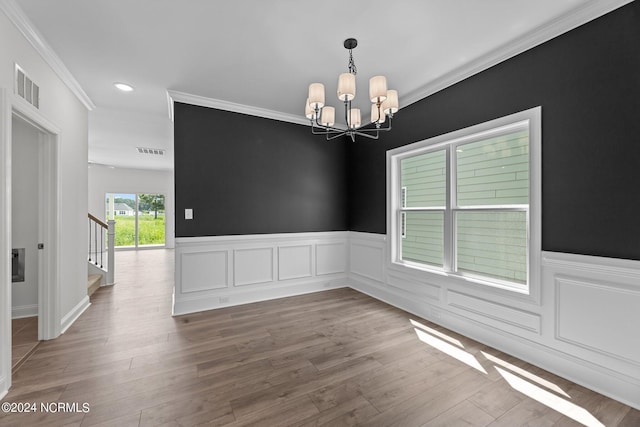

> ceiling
[11,0,621,170]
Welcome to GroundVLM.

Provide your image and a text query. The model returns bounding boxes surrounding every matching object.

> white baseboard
[60,296,90,334]
[11,304,37,319]
[174,278,347,316]
[0,376,7,401]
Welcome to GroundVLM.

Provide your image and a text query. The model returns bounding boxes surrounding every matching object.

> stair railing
[88,213,115,285]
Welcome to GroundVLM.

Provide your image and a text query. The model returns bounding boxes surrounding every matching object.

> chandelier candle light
[305,38,398,141]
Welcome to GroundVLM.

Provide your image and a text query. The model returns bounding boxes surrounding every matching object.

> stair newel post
[107,219,116,285]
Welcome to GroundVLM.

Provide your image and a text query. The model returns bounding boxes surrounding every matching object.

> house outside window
[388,107,541,294]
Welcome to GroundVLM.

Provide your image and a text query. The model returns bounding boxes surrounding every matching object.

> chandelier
[305,38,398,142]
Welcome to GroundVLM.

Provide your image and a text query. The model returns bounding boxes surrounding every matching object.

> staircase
[87,214,115,296]
[87,274,102,297]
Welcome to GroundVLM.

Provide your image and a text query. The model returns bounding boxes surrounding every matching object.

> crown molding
[402,0,634,108]
[0,0,95,111]
[167,90,309,126]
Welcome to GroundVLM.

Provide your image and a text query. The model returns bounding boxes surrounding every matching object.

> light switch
[185,208,193,220]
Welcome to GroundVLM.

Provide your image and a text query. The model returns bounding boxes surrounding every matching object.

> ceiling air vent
[15,64,40,109]
[136,147,165,156]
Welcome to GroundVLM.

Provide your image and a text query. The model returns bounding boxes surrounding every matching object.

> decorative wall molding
[316,242,347,276]
[0,0,95,111]
[234,247,274,286]
[555,276,640,366]
[180,250,228,293]
[174,232,349,316]
[278,245,313,281]
[167,90,308,125]
[542,251,640,282]
[446,290,541,335]
[401,0,634,108]
[349,233,386,283]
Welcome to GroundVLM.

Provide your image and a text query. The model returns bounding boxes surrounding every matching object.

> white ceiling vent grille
[15,64,39,109]
[136,147,165,156]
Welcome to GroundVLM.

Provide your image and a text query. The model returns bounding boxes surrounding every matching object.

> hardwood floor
[11,316,39,373]
[1,249,638,426]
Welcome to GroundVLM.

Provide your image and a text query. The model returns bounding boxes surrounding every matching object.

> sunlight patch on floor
[495,366,605,427]
[410,319,606,426]
[410,319,464,348]
[481,350,570,398]
[413,328,487,374]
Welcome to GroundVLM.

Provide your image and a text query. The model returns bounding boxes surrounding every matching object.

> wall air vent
[15,64,40,109]
[136,147,165,156]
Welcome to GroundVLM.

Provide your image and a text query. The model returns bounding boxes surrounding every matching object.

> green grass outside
[113,214,165,246]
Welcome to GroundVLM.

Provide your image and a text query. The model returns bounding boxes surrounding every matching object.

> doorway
[10,116,41,370]
[1,89,60,394]
[105,193,166,248]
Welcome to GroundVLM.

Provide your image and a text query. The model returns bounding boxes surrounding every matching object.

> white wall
[10,117,38,318]
[348,232,640,411]
[1,4,89,395]
[88,164,175,248]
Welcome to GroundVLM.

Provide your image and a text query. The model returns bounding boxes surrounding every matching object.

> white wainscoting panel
[181,251,228,293]
[316,242,346,276]
[234,247,274,286]
[387,270,440,301]
[447,290,541,334]
[556,276,640,364]
[174,232,349,316]
[278,245,312,281]
[350,234,385,283]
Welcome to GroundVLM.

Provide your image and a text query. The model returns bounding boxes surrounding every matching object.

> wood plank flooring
[11,316,39,373]
[1,249,638,426]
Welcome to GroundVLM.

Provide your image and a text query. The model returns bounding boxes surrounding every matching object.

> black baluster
[88,218,92,262]
[94,222,98,265]
[100,225,103,268]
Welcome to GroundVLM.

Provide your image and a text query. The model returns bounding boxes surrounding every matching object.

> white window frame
[387,107,541,297]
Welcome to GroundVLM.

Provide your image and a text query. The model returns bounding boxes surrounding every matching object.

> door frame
[0,89,60,397]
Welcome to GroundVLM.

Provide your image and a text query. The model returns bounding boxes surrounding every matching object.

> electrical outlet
[219,296,229,304]
[185,208,193,220]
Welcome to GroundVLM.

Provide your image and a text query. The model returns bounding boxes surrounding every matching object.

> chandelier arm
[352,130,380,140]
[353,114,393,133]
[310,120,349,136]
[311,111,346,134]
[311,126,346,135]
[326,131,348,141]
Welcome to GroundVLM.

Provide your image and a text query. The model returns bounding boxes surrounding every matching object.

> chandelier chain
[347,49,357,75]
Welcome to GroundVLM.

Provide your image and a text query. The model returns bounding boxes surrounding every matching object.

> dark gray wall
[174,103,348,237]
[348,1,640,261]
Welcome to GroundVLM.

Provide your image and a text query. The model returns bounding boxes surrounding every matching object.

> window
[388,107,540,293]
[105,193,166,248]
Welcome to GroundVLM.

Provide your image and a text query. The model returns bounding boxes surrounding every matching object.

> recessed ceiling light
[114,82,134,92]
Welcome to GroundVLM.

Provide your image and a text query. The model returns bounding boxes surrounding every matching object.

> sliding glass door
[105,193,165,248]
